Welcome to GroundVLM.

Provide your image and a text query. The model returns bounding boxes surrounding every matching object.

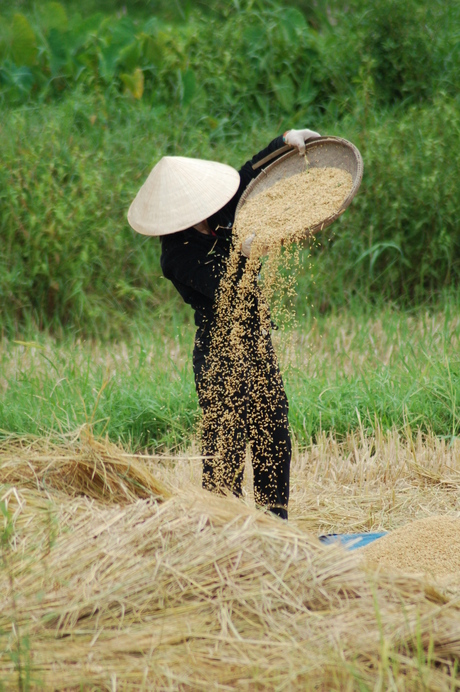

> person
[128,128,320,519]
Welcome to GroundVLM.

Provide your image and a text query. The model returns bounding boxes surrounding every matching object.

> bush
[0,1,324,120]
[318,0,460,110]
[1,0,460,334]
[0,96,164,334]
[297,97,460,310]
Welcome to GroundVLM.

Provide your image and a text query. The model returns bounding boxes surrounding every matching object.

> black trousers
[193,333,291,520]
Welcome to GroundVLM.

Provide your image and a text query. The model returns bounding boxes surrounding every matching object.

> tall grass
[285,299,460,443]
[300,99,460,308]
[1,0,460,334]
[2,90,460,336]
[0,315,198,449]
[0,92,286,337]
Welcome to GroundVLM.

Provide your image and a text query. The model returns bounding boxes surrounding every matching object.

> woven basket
[235,136,363,238]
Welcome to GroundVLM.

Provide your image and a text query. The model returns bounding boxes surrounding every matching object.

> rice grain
[363,515,460,578]
[235,166,353,251]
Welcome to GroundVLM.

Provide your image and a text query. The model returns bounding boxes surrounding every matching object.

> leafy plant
[1,0,460,333]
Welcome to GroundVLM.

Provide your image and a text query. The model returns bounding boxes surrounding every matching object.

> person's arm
[219,128,321,223]
[238,135,285,190]
[239,127,321,190]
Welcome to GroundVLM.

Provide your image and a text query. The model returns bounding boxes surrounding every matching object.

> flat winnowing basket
[235,136,363,237]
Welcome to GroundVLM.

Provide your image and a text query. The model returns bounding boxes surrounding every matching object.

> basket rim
[235,136,364,238]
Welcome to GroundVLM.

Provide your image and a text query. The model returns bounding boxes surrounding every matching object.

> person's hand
[241,233,255,258]
[283,128,321,155]
[241,233,268,259]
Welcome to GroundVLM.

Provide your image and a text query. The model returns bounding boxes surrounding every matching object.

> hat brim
[128,156,241,236]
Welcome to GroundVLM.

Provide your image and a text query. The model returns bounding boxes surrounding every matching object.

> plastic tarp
[319,532,387,550]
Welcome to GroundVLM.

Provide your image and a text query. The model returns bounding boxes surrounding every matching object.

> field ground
[1,306,460,689]
[0,428,460,689]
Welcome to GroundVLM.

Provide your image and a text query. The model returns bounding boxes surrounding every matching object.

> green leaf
[0,60,34,94]
[47,28,68,75]
[120,67,144,99]
[110,17,136,47]
[11,13,38,67]
[279,7,308,44]
[140,34,162,66]
[271,74,296,112]
[0,14,8,61]
[98,42,121,82]
[39,2,68,33]
[243,25,266,59]
[297,73,318,107]
[355,242,407,277]
[180,68,196,106]
[118,41,141,73]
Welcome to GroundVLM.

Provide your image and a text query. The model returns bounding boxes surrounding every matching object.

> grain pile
[234,166,353,253]
[363,515,460,580]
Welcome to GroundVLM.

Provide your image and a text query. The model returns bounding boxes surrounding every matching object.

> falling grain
[199,167,353,504]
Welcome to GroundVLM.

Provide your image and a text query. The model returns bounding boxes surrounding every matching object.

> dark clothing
[160,136,284,355]
[160,136,291,519]
[196,329,291,520]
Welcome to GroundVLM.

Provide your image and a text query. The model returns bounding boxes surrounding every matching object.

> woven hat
[127,156,240,236]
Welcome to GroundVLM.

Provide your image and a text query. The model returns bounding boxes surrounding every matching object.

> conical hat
[127,156,240,236]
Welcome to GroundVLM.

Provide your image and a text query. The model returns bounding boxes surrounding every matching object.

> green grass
[2,300,460,448]
[0,307,198,450]
[286,303,460,443]
[2,91,460,337]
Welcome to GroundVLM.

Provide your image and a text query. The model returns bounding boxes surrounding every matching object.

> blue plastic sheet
[319,532,387,550]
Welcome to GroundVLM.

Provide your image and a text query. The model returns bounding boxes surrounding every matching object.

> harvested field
[1,428,460,689]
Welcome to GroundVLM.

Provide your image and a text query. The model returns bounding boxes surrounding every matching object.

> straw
[0,426,170,504]
[1,428,460,688]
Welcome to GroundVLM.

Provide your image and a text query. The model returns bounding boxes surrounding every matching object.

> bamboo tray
[235,136,363,237]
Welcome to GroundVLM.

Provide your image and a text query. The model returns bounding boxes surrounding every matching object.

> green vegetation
[1,0,460,443]
[2,303,460,447]
[1,0,460,335]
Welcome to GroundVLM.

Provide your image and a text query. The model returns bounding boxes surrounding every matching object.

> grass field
[3,301,460,446]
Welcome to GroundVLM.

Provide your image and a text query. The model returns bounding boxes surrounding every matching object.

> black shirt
[160,136,285,352]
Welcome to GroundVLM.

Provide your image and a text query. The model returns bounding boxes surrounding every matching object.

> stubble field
[1,307,460,690]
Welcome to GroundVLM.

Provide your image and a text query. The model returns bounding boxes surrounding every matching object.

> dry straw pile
[1,428,460,689]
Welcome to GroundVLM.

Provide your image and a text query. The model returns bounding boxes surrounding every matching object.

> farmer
[128,128,320,519]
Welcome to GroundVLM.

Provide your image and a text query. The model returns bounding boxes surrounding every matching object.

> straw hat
[127,156,241,236]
